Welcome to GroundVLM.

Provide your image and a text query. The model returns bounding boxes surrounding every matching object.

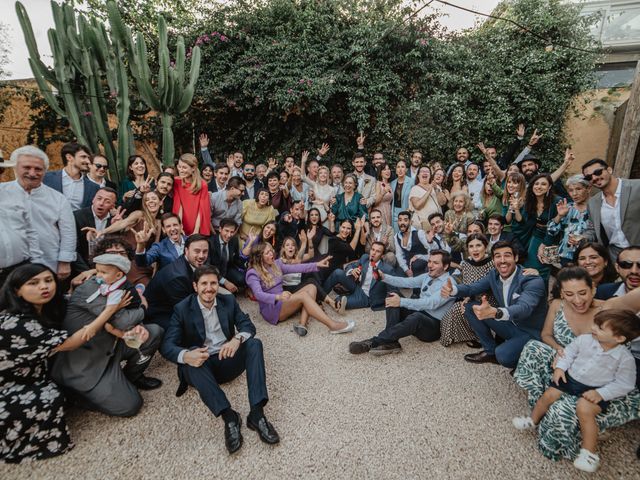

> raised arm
[550,148,575,183]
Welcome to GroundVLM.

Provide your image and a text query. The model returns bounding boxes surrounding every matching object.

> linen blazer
[587,179,640,247]
[160,293,255,364]
[50,278,144,392]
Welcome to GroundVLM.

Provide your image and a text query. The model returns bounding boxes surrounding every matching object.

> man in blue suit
[441,241,547,368]
[144,234,209,330]
[135,213,186,270]
[596,245,640,300]
[161,265,279,454]
[322,242,395,312]
[43,142,99,210]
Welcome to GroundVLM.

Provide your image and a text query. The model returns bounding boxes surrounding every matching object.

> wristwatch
[494,308,504,320]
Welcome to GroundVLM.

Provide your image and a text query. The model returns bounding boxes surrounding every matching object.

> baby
[82,253,142,339]
[513,309,640,473]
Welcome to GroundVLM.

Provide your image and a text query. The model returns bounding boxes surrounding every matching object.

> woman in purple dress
[245,243,355,336]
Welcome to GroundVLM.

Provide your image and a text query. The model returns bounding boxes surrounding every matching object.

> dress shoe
[349,338,375,354]
[134,375,163,390]
[466,340,482,349]
[247,415,280,444]
[370,341,402,356]
[224,411,243,454]
[463,350,498,364]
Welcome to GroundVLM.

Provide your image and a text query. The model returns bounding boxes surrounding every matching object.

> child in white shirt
[513,309,640,473]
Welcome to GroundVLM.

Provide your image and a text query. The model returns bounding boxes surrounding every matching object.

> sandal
[293,324,308,337]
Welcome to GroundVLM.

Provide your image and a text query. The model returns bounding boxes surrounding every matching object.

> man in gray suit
[51,278,163,417]
[583,158,640,262]
[352,152,377,208]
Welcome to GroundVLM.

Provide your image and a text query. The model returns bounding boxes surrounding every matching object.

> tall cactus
[107,0,201,166]
[16,1,133,181]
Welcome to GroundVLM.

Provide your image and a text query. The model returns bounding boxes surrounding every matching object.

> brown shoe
[464,350,498,364]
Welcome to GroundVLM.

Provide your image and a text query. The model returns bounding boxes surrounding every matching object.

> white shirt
[92,208,110,232]
[3,181,76,270]
[172,238,185,257]
[61,169,85,210]
[611,283,640,360]
[600,179,630,248]
[556,334,637,401]
[360,260,378,297]
[467,178,483,209]
[0,183,44,268]
[87,175,106,188]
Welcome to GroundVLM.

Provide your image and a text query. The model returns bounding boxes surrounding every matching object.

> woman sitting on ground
[514,266,640,462]
[305,207,333,258]
[279,234,337,312]
[245,243,354,336]
[0,264,132,463]
[439,234,495,348]
[240,220,277,263]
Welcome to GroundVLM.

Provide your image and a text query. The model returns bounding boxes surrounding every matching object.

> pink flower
[83,111,92,116]
[220,35,228,42]
[287,88,293,94]
[299,79,305,84]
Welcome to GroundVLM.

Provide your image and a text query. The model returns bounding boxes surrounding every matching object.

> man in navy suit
[322,242,395,312]
[441,241,547,368]
[596,245,640,300]
[135,213,186,270]
[43,142,99,210]
[144,234,209,330]
[207,218,245,293]
[160,265,279,454]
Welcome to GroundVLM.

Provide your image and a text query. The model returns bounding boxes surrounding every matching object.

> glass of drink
[123,330,150,365]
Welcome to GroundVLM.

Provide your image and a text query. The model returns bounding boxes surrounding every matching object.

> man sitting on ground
[349,249,455,355]
[394,211,431,277]
[441,241,547,368]
[208,219,246,294]
[161,265,279,454]
[323,241,395,312]
[135,213,187,270]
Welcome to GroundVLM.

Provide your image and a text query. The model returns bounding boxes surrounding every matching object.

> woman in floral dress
[514,266,640,461]
[0,264,128,463]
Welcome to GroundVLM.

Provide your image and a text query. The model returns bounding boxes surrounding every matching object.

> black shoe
[464,350,499,364]
[247,415,280,444]
[349,339,375,354]
[466,340,482,349]
[370,341,402,356]
[224,411,243,454]
[134,375,163,390]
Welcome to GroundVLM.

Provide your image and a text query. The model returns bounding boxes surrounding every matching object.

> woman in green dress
[514,266,640,461]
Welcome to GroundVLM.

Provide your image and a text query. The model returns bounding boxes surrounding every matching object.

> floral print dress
[514,306,640,460]
[0,313,73,463]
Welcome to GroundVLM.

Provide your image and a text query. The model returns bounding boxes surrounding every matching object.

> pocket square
[512,293,521,300]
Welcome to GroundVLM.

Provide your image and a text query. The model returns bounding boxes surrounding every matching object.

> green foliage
[172,0,599,170]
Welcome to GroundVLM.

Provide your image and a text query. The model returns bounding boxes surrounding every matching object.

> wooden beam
[613,60,640,178]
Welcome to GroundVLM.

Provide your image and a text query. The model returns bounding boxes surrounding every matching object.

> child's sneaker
[512,416,536,430]
[573,448,600,473]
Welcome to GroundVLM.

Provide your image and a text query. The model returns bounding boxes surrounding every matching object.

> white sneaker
[512,416,536,430]
[573,448,600,473]
[330,319,355,334]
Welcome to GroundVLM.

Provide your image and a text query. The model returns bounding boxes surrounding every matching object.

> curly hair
[248,242,282,288]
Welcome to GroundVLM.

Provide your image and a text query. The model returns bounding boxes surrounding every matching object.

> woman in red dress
[172,153,211,235]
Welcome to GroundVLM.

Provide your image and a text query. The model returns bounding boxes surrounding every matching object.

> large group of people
[1,126,639,473]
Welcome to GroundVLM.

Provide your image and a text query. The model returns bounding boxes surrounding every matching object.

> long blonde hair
[178,153,203,194]
[248,242,282,288]
[142,191,161,233]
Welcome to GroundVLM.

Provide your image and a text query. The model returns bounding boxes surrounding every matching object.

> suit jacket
[595,282,623,300]
[586,179,640,248]
[356,173,377,208]
[72,207,113,272]
[135,235,186,270]
[43,170,100,210]
[352,254,396,310]
[366,225,396,254]
[390,176,415,210]
[144,255,196,330]
[242,179,264,200]
[50,278,144,391]
[455,265,547,339]
[207,234,243,281]
[160,293,255,364]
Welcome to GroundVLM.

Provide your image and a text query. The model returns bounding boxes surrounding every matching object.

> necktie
[222,242,228,263]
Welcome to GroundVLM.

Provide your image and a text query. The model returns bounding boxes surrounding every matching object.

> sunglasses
[583,168,605,182]
[244,168,255,172]
[94,164,108,170]
[617,260,640,270]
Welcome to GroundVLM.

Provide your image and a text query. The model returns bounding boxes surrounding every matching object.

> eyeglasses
[617,260,640,269]
[583,168,605,182]
[94,164,108,170]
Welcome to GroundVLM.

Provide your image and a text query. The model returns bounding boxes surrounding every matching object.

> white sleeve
[57,196,77,262]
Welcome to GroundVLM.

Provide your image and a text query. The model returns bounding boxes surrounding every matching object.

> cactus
[107,1,201,166]
[15,1,133,181]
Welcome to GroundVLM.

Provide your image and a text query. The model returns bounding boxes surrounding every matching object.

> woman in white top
[300,150,336,223]
[409,165,441,230]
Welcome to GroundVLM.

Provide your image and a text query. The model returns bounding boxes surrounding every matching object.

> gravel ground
[2,299,639,479]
